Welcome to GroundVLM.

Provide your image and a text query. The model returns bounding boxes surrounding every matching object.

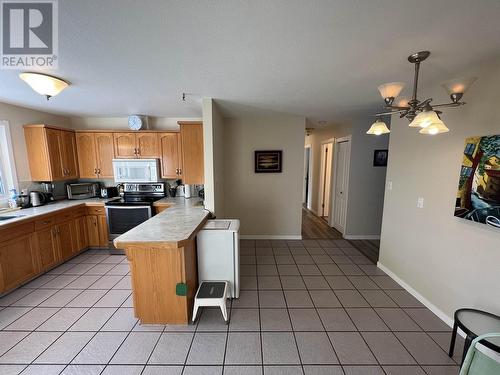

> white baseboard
[240,235,302,240]
[344,234,381,240]
[377,262,454,328]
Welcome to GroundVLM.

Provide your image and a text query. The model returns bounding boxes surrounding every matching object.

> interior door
[61,131,79,179]
[136,133,159,158]
[76,133,98,178]
[319,143,333,218]
[333,140,350,233]
[159,132,181,179]
[113,133,137,158]
[45,128,65,180]
[95,133,115,178]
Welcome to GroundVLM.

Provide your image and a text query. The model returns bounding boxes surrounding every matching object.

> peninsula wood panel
[113,132,136,158]
[95,133,114,178]
[124,240,198,324]
[180,122,204,184]
[76,132,98,178]
[158,132,182,179]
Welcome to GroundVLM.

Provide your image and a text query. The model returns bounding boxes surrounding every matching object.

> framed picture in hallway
[454,134,500,229]
[255,150,282,173]
[373,149,388,167]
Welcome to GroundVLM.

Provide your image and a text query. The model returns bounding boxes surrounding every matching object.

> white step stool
[192,281,229,323]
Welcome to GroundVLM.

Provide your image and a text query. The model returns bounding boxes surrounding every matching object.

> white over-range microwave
[112,159,160,183]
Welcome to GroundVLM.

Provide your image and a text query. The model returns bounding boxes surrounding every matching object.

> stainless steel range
[105,183,165,253]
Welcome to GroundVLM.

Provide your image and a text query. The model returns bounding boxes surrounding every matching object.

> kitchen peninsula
[114,197,209,324]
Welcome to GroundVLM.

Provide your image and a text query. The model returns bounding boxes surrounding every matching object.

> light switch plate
[388,181,393,190]
[417,197,424,208]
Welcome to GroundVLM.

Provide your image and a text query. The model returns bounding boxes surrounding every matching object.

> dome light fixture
[368,51,475,136]
[19,72,69,100]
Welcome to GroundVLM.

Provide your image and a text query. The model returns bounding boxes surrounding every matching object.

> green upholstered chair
[460,333,500,375]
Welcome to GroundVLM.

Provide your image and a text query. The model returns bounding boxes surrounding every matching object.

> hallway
[302,208,380,264]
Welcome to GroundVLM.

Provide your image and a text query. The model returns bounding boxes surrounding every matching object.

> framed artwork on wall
[255,150,282,173]
[373,149,388,167]
[454,134,500,229]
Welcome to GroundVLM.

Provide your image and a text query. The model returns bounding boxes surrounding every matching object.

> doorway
[303,146,312,210]
[318,140,334,220]
[330,136,351,234]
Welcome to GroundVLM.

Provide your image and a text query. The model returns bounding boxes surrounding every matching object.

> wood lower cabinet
[0,204,107,295]
[0,235,38,292]
[76,132,114,178]
[86,215,100,247]
[179,122,204,184]
[36,228,58,272]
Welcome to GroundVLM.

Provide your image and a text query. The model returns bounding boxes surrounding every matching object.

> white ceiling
[1,0,500,121]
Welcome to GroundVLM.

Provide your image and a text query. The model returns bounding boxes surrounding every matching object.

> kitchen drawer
[55,210,75,224]
[35,216,57,231]
[0,221,35,243]
[72,206,87,218]
[86,206,106,216]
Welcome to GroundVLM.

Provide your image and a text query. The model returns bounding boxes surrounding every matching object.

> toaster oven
[66,182,100,200]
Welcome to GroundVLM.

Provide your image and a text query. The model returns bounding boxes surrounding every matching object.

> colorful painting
[255,150,282,173]
[454,135,500,228]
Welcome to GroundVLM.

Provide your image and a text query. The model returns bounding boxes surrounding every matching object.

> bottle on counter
[8,188,18,208]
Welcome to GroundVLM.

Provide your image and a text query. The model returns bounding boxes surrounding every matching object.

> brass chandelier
[367,51,476,136]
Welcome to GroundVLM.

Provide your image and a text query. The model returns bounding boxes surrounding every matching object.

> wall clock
[128,115,143,131]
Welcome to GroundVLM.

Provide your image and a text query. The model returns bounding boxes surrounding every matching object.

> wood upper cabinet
[95,133,114,178]
[75,132,97,178]
[158,132,182,179]
[179,122,204,184]
[136,133,159,158]
[76,132,114,178]
[61,131,79,179]
[113,132,160,159]
[113,132,136,158]
[24,125,79,181]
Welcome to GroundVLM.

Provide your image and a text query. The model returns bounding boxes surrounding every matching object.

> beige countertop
[114,197,209,247]
[0,198,109,227]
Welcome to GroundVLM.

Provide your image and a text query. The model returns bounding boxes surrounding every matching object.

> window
[464,143,476,156]
[0,121,17,202]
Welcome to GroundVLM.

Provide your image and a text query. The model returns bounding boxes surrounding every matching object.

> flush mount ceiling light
[367,51,476,136]
[19,72,69,100]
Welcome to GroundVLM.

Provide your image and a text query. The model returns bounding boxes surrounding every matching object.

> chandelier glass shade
[366,119,390,135]
[368,51,476,136]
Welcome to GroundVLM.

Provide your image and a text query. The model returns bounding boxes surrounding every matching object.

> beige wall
[379,57,500,322]
[70,116,202,131]
[0,102,71,183]
[223,115,305,237]
[202,98,225,216]
[345,115,390,238]
[304,123,351,215]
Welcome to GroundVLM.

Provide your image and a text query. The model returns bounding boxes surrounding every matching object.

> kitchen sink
[0,215,24,221]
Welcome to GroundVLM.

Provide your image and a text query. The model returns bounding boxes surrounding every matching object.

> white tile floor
[0,240,463,375]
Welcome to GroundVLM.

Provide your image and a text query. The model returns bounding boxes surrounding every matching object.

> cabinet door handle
[94,168,98,175]
[178,168,182,175]
[134,148,137,155]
